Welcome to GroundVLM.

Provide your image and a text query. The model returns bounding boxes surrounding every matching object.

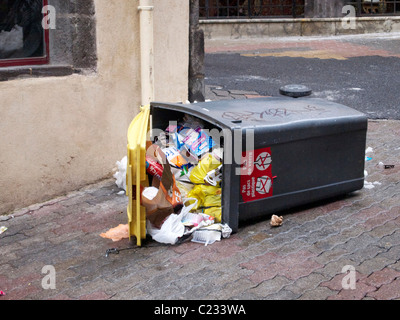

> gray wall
[48,0,97,70]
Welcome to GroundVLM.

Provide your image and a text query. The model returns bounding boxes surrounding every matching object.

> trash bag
[147,212,185,245]
[189,153,222,185]
[204,207,222,223]
[147,198,198,245]
[113,156,128,191]
[187,185,221,210]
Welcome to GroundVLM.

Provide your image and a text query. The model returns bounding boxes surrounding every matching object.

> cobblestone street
[1,91,399,300]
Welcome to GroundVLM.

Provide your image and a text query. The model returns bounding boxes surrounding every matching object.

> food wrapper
[179,126,215,158]
[162,146,188,169]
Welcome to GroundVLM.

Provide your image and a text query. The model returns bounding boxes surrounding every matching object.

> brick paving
[1,35,400,301]
[1,101,399,301]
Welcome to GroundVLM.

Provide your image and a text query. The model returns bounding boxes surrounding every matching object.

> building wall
[0,0,189,214]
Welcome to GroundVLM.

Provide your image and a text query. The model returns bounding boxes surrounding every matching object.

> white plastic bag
[113,156,127,191]
[148,213,185,245]
[147,198,198,245]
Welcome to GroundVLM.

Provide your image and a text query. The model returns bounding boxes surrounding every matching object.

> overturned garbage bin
[127,97,367,246]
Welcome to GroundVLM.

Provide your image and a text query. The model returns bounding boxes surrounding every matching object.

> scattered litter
[270,215,283,227]
[364,180,381,189]
[113,156,127,191]
[192,228,221,246]
[221,224,232,238]
[365,156,372,161]
[105,248,120,257]
[105,247,136,258]
[365,147,374,154]
[117,190,125,195]
[364,181,375,189]
[0,290,5,296]
[0,226,8,235]
[378,162,395,170]
[100,224,129,242]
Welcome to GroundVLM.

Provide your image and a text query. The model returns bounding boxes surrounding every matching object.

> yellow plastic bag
[187,185,221,210]
[189,153,221,185]
[203,192,221,207]
[204,207,222,223]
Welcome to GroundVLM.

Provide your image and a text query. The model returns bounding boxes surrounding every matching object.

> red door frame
[0,0,50,68]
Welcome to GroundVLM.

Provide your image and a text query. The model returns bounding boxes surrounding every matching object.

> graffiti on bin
[222,104,328,122]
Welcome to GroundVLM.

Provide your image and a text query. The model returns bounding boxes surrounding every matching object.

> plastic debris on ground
[0,290,5,296]
[0,226,7,235]
[378,162,395,169]
[100,224,129,242]
[363,147,382,190]
[113,156,128,191]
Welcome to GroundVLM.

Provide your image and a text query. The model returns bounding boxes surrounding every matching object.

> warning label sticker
[240,147,273,203]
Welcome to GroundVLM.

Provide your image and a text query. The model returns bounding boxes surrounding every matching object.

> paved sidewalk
[205,32,400,58]
[1,86,399,300]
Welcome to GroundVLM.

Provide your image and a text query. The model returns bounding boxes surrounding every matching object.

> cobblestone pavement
[1,33,400,300]
[1,87,399,300]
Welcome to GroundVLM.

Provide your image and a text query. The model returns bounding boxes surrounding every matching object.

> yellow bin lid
[126,105,150,246]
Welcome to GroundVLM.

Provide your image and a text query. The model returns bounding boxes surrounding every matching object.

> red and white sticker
[240,147,273,203]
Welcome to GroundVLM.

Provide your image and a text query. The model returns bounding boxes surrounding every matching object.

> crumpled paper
[270,215,283,227]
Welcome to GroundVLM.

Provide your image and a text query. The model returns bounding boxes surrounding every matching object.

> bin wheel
[279,84,312,98]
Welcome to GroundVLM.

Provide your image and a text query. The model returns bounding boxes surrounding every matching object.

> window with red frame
[0,0,49,68]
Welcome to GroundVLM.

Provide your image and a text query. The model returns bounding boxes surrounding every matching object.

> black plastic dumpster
[150,97,367,232]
